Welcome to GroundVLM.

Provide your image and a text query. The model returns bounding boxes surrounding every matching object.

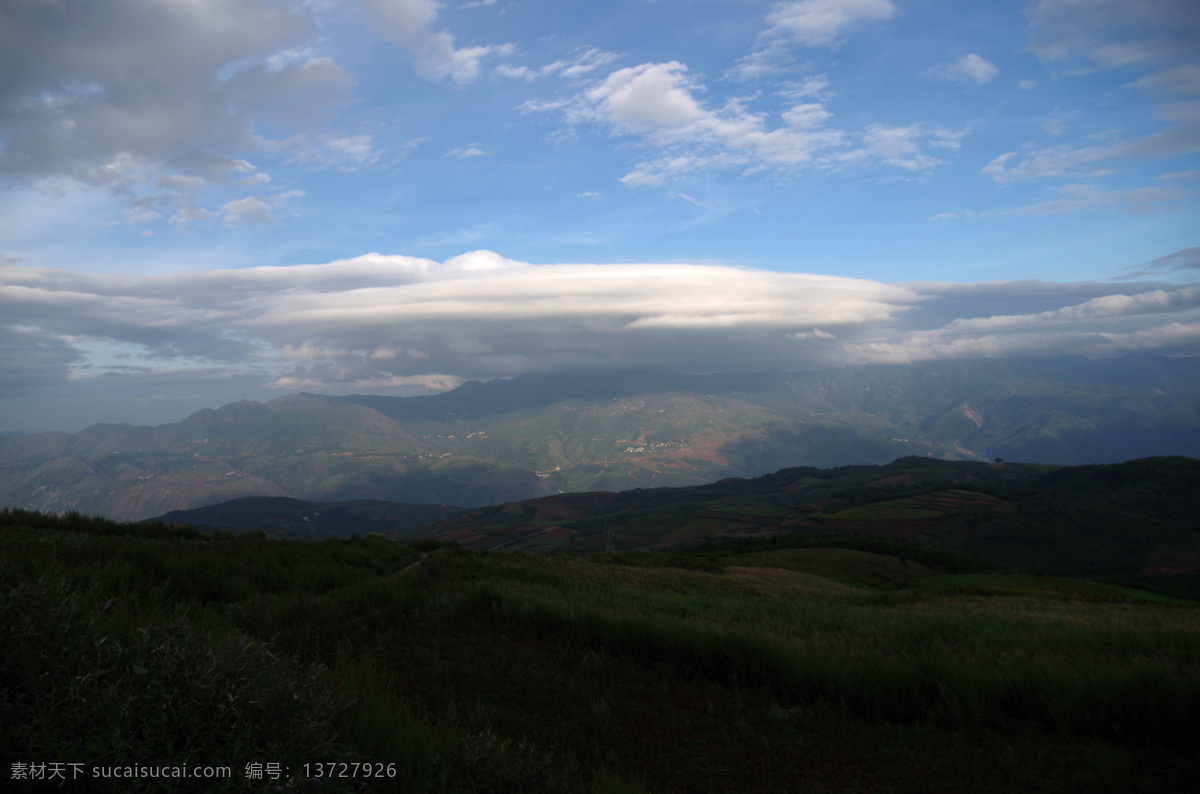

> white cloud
[979,144,1113,184]
[167,195,212,228]
[942,287,1200,330]
[587,63,707,132]
[284,133,380,169]
[778,75,835,102]
[853,124,964,170]
[923,54,999,85]
[5,251,1199,401]
[495,64,538,81]
[500,48,621,82]
[725,44,795,83]
[220,190,305,226]
[220,197,276,226]
[359,0,511,83]
[668,191,716,209]
[552,49,622,80]
[529,61,966,185]
[843,281,1200,364]
[728,0,895,80]
[765,0,897,47]
[445,145,487,158]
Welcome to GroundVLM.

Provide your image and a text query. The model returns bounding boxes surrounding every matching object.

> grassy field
[3,508,1198,793]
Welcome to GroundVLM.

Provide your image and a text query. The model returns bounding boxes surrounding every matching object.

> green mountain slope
[414,456,1200,585]
[154,496,464,540]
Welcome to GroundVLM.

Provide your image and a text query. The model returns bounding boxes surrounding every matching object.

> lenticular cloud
[2,250,1199,396]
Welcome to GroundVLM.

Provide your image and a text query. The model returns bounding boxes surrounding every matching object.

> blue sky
[1,0,1198,431]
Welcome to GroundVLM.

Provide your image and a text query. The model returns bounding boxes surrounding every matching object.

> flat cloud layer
[3,251,1199,425]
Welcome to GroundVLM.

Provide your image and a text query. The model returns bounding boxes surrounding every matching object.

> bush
[1,570,359,792]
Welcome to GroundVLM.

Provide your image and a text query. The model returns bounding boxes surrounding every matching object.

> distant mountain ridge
[2,355,1199,521]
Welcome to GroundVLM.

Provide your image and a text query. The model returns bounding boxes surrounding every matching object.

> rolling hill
[410,455,1200,586]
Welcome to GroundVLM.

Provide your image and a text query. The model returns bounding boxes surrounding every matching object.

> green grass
[822,505,944,520]
[3,508,1198,793]
[703,505,795,518]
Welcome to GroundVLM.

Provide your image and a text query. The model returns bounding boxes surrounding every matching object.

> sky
[1,0,1198,432]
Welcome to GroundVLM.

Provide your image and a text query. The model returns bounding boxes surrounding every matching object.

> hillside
[3,355,1199,521]
[3,508,1198,793]
[154,497,464,540]
[412,456,1200,589]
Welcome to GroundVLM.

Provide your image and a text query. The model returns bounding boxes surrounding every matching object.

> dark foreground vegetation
[3,507,1199,792]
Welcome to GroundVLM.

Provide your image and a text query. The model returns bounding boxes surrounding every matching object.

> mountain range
[2,354,1199,521]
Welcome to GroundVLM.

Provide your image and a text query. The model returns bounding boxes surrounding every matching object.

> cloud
[4,251,1200,408]
[727,0,895,79]
[668,192,715,209]
[586,63,707,132]
[0,1,309,180]
[1028,0,1200,70]
[852,123,964,170]
[220,190,305,226]
[282,133,380,170]
[937,183,1192,218]
[995,0,1200,199]
[495,64,538,81]
[445,145,487,158]
[0,1,365,231]
[1117,246,1200,279]
[359,0,511,83]
[0,325,85,397]
[1133,64,1200,95]
[979,145,1113,185]
[764,0,897,48]
[998,184,1191,216]
[923,54,999,85]
[941,287,1200,330]
[497,48,620,82]
[526,61,959,185]
[778,75,835,103]
[843,281,1200,363]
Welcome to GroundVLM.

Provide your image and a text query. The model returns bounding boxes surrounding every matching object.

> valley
[3,356,1199,522]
